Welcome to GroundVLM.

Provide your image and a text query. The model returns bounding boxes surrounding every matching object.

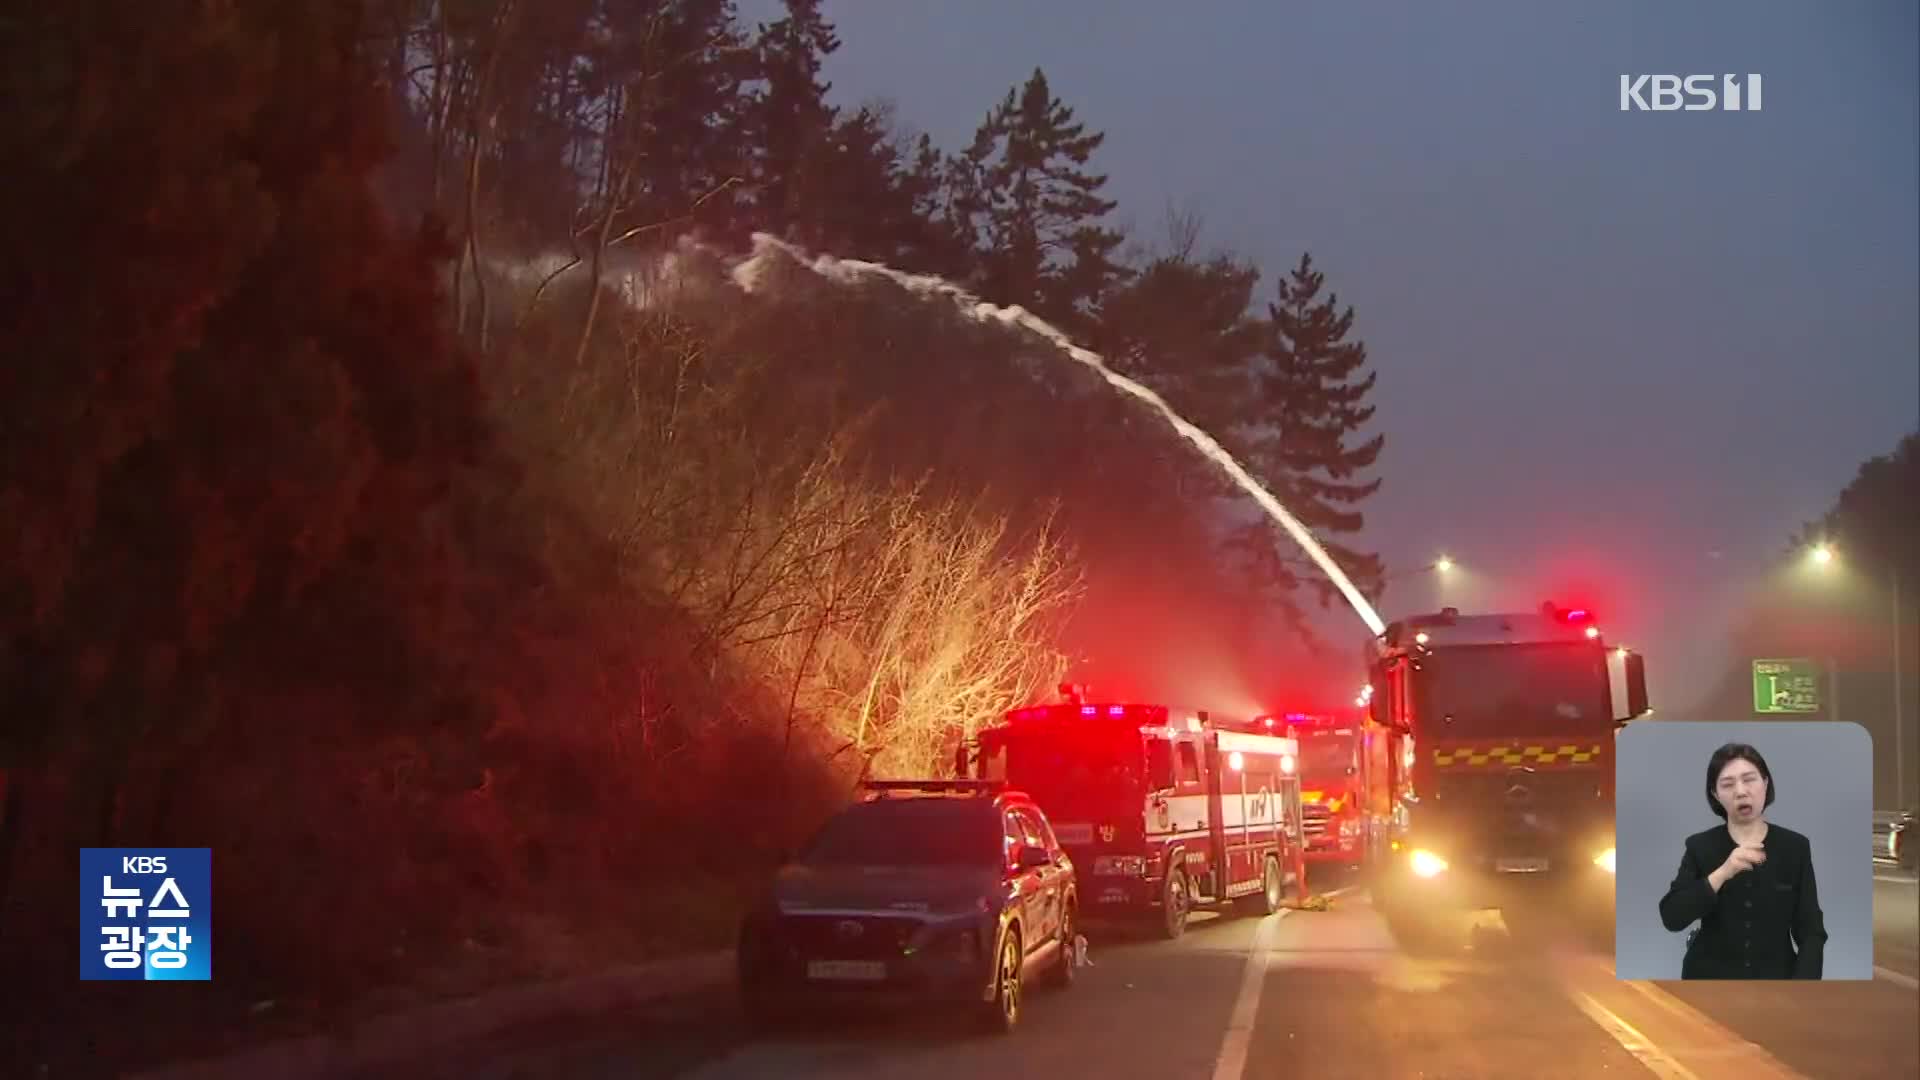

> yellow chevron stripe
[1430,744,1604,767]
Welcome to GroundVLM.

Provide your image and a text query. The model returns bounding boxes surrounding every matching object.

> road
[372,873,1918,1080]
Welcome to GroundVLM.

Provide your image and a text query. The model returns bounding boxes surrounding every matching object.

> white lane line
[1874,965,1920,990]
[1209,910,1287,1080]
[1568,991,1703,1080]
[1566,953,1808,1079]
[1620,979,1810,1078]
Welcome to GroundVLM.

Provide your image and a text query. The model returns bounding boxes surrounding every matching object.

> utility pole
[1894,566,1906,810]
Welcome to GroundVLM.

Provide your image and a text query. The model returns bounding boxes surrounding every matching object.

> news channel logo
[1619,74,1763,112]
[80,847,211,981]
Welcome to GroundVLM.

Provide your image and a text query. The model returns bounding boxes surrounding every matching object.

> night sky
[751,0,1919,712]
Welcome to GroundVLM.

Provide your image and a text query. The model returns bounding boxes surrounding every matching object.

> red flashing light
[1543,602,1595,625]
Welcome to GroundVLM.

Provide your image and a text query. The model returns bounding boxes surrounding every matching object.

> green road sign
[1752,658,1821,714]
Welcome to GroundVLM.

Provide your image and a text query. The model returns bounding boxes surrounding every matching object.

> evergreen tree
[1094,228,1266,510]
[1231,253,1387,613]
[955,68,1126,328]
[579,0,753,239]
[739,0,841,241]
[1798,431,1919,586]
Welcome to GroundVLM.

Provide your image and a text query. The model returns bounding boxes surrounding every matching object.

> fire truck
[1365,602,1649,940]
[959,692,1306,939]
[1257,710,1401,872]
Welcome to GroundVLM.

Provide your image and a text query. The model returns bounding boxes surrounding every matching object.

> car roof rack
[858,779,1005,799]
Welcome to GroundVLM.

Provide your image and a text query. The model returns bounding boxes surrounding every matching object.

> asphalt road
[372,873,1919,1080]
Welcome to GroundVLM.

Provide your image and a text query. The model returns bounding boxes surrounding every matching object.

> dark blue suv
[737,780,1079,1034]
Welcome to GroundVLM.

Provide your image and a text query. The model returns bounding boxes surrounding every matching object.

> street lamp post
[1893,566,1905,810]
[1810,543,1908,811]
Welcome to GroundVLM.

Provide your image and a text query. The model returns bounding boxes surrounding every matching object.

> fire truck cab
[1260,711,1400,872]
[962,694,1306,939]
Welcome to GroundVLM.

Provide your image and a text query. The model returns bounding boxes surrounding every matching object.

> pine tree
[739,0,841,241]
[1094,218,1266,510]
[955,68,1126,328]
[1231,253,1386,614]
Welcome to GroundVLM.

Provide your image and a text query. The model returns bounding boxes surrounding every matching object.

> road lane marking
[1874,965,1920,990]
[1209,910,1287,1080]
[1619,979,1810,1078]
[1565,952,1809,1079]
[1569,991,1703,1080]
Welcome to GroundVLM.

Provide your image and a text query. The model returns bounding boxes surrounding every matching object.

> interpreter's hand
[1716,842,1766,882]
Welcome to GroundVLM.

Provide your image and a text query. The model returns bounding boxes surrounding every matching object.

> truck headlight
[1410,848,1448,878]
[1594,847,1616,874]
[1094,855,1146,876]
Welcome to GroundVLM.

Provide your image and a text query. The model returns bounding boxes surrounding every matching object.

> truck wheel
[1158,869,1191,939]
[1237,855,1284,915]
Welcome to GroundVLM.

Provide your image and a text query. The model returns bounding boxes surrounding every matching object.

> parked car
[737,779,1079,1034]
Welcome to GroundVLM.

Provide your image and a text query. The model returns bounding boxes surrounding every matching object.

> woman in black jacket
[1658,742,1827,978]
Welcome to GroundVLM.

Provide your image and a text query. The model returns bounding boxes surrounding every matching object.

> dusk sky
[759,0,1919,711]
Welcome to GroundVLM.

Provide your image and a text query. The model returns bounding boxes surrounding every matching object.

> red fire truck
[1365,602,1649,940]
[960,693,1306,939]
[1257,710,1402,872]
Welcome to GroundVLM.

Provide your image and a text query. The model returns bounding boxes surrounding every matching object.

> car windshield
[1413,643,1611,738]
[799,800,1000,867]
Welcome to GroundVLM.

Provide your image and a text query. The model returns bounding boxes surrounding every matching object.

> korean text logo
[1619,74,1763,112]
[80,848,211,980]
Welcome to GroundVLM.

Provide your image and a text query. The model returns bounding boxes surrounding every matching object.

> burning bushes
[489,260,1083,792]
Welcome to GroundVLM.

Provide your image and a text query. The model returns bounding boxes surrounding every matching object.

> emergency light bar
[1005,703,1172,723]
[859,779,1004,798]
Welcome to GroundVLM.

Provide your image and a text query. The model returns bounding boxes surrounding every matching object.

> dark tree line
[1685,431,1918,811]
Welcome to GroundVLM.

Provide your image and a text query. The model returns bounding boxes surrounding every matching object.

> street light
[1435,555,1455,574]
[1806,542,1906,811]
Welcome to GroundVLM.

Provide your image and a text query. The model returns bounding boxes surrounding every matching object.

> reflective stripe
[1431,743,1604,767]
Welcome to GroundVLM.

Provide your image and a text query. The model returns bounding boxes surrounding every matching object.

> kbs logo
[1620,74,1763,112]
[80,848,212,981]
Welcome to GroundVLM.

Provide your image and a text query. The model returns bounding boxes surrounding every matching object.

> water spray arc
[727,233,1388,638]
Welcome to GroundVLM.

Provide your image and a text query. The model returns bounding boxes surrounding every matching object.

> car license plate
[1052,823,1093,845]
[1496,856,1549,873]
[807,960,886,982]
